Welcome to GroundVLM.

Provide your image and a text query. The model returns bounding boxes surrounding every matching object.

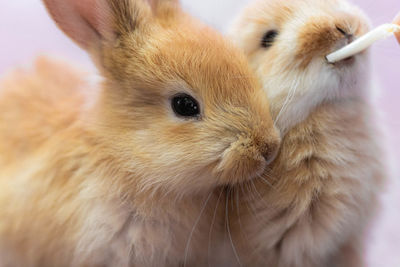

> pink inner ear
[73,0,113,40]
[44,0,113,50]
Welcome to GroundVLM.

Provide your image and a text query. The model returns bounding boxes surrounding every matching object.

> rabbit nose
[336,26,354,44]
[260,139,280,165]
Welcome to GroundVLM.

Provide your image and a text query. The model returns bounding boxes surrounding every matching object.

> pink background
[0,0,399,266]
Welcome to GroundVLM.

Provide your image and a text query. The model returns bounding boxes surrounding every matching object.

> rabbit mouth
[214,138,278,186]
[325,31,360,66]
[326,55,356,67]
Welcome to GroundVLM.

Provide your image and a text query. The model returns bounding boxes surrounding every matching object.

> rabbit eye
[171,94,200,118]
[261,30,278,48]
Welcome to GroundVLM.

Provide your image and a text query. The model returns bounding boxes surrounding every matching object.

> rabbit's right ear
[42,0,156,52]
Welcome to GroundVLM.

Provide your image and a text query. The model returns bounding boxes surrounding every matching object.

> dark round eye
[171,94,200,118]
[261,30,278,48]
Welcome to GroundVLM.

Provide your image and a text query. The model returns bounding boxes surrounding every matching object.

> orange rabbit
[228,0,386,266]
[0,0,280,266]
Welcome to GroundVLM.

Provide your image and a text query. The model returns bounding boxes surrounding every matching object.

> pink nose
[260,141,280,165]
[336,26,354,44]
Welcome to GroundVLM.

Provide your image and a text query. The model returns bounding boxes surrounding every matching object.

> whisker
[275,76,300,125]
[208,188,224,267]
[243,182,260,218]
[257,173,278,191]
[184,191,213,267]
[244,181,257,201]
[250,179,265,202]
[263,166,278,181]
[230,187,236,211]
[239,183,256,217]
[236,185,250,243]
[250,179,274,213]
[226,188,242,267]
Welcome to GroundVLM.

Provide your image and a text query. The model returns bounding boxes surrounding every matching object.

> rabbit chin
[267,52,371,134]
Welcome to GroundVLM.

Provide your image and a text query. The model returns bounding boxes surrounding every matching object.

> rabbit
[0,0,281,266]
[226,0,387,266]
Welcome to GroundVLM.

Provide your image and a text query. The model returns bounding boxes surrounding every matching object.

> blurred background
[0,0,399,266]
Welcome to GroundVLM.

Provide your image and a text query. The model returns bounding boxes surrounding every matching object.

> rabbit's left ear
[43,0,181,52]
[43,0,117,50]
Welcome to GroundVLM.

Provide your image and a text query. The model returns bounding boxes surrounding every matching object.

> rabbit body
[0,0,280,266]
[228,0,386,266]
[0,58,222,267]
[229,101,384,267]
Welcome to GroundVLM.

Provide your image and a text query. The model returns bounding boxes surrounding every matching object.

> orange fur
[0,0,280,266]
[228,0,386,266]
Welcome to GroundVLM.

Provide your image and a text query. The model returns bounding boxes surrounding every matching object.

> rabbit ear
[43,0,115,50]
[43,0,180,51]
[148,0,180,12]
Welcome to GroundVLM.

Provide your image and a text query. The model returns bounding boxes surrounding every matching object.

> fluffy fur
[395,13,400,43]
[0,0,280,266]
[227,0,386,266]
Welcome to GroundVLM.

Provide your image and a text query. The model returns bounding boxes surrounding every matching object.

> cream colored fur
[0,0,280,266]
[228,0,386,266]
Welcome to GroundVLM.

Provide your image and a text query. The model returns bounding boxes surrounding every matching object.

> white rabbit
[227,0,386,266]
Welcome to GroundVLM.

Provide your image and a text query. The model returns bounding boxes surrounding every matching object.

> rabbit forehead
[244,0,359,26]
[102,21,261,109]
